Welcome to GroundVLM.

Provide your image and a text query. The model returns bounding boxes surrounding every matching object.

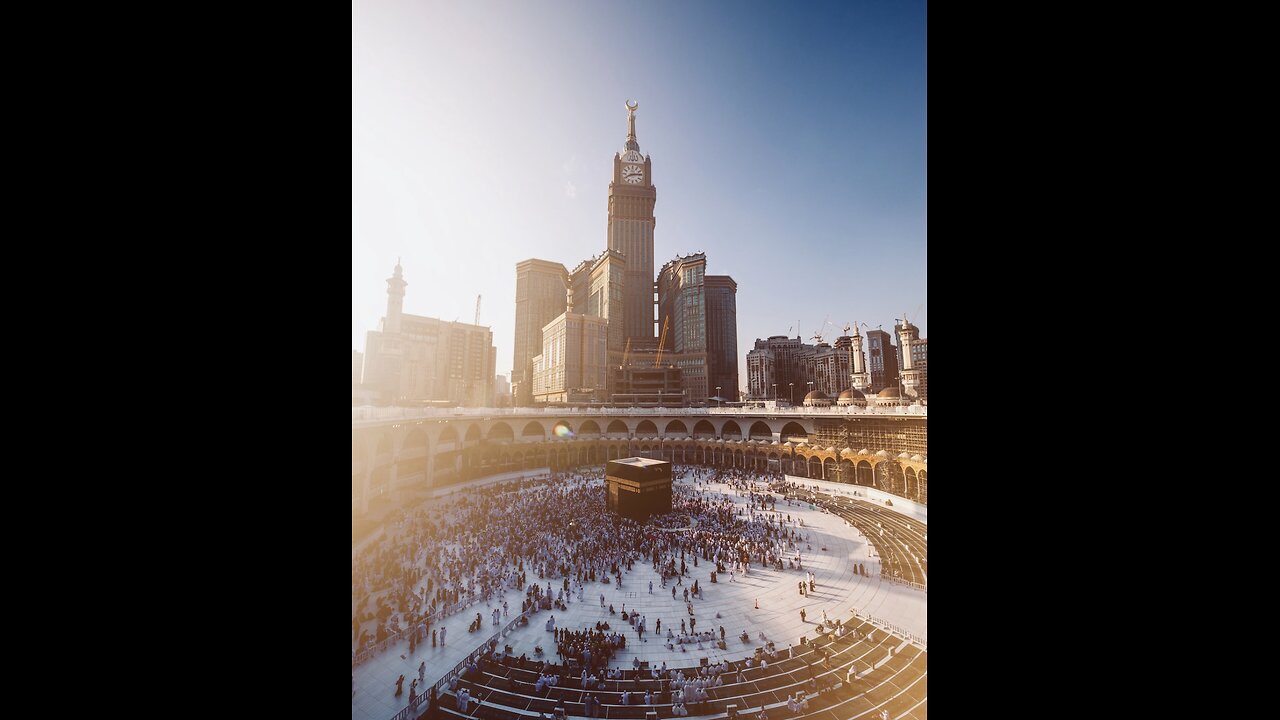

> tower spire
[624,100,639,151]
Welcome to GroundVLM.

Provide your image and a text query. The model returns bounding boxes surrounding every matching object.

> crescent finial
[626,99,638,110]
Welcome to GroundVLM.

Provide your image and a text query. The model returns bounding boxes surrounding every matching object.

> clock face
[623,164,643,183]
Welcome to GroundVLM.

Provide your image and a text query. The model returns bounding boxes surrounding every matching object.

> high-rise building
[705,275,738,402]
[747,349,775,401]
[655,253,738,405]
[512,259,569,405]
[910,338,927,401]
[866,329,899,393]
[813,336,853,396]
[531,312,610,403]
[494,373,511,406]
[746,336,804,400]
[656,254,707,403]
[582,250,627,365]
[607,101,657,346]
[362,261,496,406]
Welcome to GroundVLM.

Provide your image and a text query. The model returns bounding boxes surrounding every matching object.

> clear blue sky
[353,0,927,394]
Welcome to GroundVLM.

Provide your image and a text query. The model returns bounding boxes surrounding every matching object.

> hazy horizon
[353,0,927,394]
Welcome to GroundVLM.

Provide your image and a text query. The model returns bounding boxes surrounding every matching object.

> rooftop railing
[353,404,926,423]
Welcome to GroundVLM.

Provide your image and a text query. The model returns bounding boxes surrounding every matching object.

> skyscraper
[865,329,899,393]
[654,253,738,405]
[607,101,657,345]
[512,259,569,405]
[657,253,708,403]
[531,312,610,404]
[705,275,738,401]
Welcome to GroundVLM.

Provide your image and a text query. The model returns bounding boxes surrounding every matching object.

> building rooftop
[610,456,669,467]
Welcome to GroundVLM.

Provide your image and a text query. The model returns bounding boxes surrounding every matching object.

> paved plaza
[352,471,927,720]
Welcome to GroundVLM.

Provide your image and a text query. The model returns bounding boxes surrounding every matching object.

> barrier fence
[858,612,927,650]
[386,612,526,720]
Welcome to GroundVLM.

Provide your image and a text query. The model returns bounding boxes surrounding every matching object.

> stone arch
[636,420,658,436]
[693,420,715,438]
[488,422,514,441]
[398,428,429,486]
[919,470,927,504]
[779,422,807,442]
[807,455,821,478]
[840,459,854,484]
[464,424,481,442]
[748,421,772,439]
[438,425,457,445]
[552,420,574,438]
[721,420,742,439]
[905,467,918,499]
[665,420,688,436]
[371,434,395,497]
[822,457,836,481]
[522,421,545,438]
[580,420,601,435]
[857,460,873,486]
[607,419,629,435]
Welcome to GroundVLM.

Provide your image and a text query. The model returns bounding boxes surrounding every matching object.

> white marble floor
[352,474,926,720]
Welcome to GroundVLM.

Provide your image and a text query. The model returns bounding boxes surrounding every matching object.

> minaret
[899,313,921,400]
[849,322,871,393]
[385,258,407,334]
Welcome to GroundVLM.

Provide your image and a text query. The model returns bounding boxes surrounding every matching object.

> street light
[789,382,794,406]
[773,383,777,403]
[716,386,722,408]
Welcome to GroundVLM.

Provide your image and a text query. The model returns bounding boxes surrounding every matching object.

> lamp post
[716,386,722,409]
[806,381,813,406]
[789,382,794,406]
[773,383,777,404]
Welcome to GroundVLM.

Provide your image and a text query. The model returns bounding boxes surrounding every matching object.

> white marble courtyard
[352,472,927,720]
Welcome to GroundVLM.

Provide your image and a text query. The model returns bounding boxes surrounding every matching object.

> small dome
[841,447,854,455]
[838,388,865,400]
[804,390,828,400]
[859,448,871,456]
[910,454,924,462]
[826,446,836,453]
[897,452,911,459]
[874,449,890,458]
[877,387,901,398]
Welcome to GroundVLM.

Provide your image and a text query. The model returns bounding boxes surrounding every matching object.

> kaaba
[606,457,673,521]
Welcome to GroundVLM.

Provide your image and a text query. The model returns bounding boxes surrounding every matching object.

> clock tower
[607,100,657,345]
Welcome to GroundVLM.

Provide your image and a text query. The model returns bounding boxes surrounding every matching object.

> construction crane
[475,295,482,325]
[655,316,670,366]
[811,315,834,345]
